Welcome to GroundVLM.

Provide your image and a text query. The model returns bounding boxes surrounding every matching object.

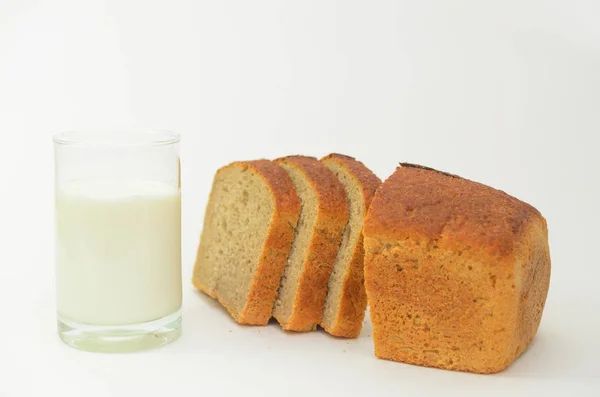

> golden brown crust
[364,164,542,257]
[320,153,381,338]
[363,164,550,373]
[275,156,349,331]
[193,160,300,325]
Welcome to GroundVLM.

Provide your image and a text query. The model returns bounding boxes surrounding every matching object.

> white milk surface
[55,179,182,326]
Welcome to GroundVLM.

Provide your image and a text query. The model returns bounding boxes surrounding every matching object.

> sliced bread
[363,163,551,373]
[319,154,381,338]
[272,156,348,331]
[193,160,300,325]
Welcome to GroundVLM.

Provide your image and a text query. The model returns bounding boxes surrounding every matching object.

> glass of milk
[53,131,182,352]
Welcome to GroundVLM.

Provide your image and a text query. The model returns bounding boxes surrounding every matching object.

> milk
[55,179,182,326]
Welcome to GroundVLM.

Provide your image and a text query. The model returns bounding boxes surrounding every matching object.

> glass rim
[53,130,180,147]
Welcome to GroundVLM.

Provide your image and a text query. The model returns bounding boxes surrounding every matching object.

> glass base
[57,310,181,353]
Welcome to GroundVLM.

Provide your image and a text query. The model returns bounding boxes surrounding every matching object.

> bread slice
[363,163,551,373]
[193,160,300,325]
[319,154,381,338]
[272,156,348,331]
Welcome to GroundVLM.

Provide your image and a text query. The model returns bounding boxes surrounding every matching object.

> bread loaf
[193,160,300,325]
[363,164,551,373]
[319,154,381,338]
[272,156,348,331]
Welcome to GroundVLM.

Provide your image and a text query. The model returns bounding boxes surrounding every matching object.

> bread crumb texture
[193,160,300,325]
[363,164,551,374]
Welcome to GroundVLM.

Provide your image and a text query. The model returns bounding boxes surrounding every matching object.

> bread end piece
[364,164,551,373]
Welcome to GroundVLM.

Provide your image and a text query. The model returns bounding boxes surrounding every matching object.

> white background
[1,0,599,396]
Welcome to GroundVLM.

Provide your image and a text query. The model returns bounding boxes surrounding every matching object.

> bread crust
[274,156,349,331]
[365,163,542,257]
[193,160,300,325]
[320,153,381,338]
[364,164,550,373]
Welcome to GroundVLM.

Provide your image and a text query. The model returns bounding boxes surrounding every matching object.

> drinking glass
[53,131,182,352]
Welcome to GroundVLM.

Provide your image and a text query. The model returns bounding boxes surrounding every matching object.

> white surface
[56,180,181,325]
[1,0,599,396]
